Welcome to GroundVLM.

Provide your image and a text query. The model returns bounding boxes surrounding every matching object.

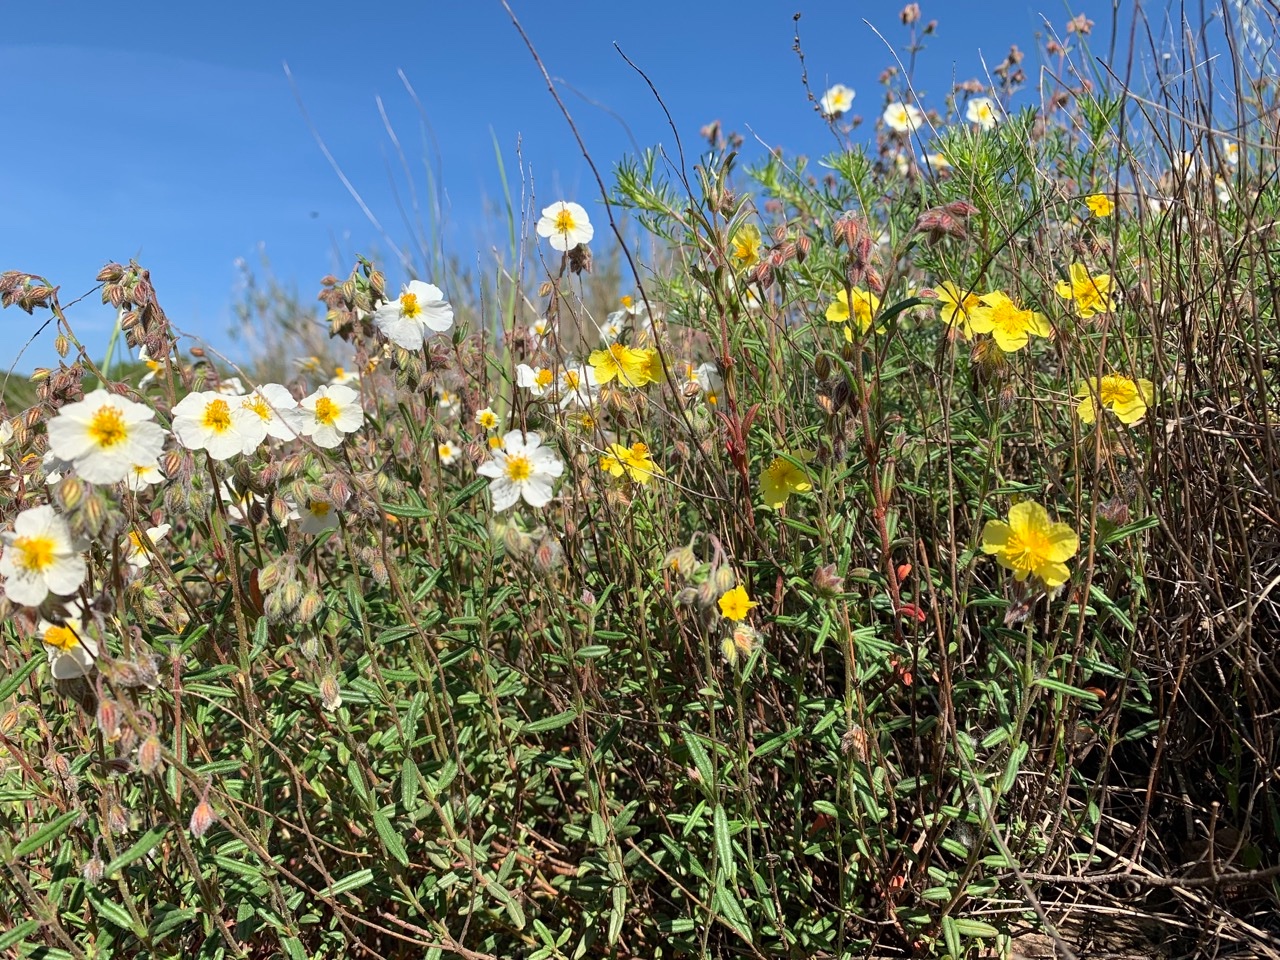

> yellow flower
[1055,263,1116,318]
[718,584,759,621]
[589,344,658,388]
[1075,375,1155,425]
[968,291,1051,352]
[933,281,983,337]
[825,287,882,335]
[600,442,664,484]
[730,224,763,270]
[1084,194,1114,218]
[760,454,813,508]
[981,501,1079,588]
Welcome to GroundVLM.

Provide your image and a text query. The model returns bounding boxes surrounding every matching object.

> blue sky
[2,0,1149,374]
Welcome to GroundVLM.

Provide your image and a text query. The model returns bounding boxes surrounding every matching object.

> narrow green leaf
[13,809,80,857]
[682,728,715,790]
[941,915,962,957]
[713,804,736,879]
[104,825,169,878]
[0,657,39,703]
[372,809,409,867]
[88,888,139,933]
[0,920,41,950]
[523,708,577,734]
[953,917,1000,938]
[485,880,526,929]
[318,868,374,897]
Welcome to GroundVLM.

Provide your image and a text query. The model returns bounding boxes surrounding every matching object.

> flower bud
[96,699,121,742]
[813,563,846,598]
[295,588,325,624]
[137,734,164,775]
[107,802,130,836]
[57,475,85,511]
[711,565,737,593]
[189,799,216,839]
[663,545,698,578]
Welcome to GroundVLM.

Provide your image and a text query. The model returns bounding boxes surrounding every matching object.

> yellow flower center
[13,534,56,573]
[128,531,145,551]
[478,411,498,429]
[554,209,576,234]
[313,397,339,426]
[620,296,633,309]
[563,370,581,390]
[504,454,532,482]
[311,502,331,517]
[202,398,232,433]
[488,436,504,450]
[244,396,273,422]
[1004,528,1052,575]
[88,405,128,449]
[400,292,421,318]
[536,369,555,388]
[43,624,80,652]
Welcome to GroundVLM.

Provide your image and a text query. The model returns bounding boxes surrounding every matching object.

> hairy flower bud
[96,699,121,742]
[82,856,105,886]
[319,673,343,712]
[189,799,216,839]
[663,545,698,578]
[57,475,85,512]
[813,563,846,598]
[137,734,164,775]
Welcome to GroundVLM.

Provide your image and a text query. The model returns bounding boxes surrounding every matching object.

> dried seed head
[319,673,343,712]
[813,563,846,598]
[841,724,867,760]
[82,856,105,886]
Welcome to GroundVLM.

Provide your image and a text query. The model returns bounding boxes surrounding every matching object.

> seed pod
[137,734,164,775]
[189,799,216,839]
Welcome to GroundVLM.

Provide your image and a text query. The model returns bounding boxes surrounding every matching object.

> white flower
[171,391,262,461]
[530,317,555,348]
[329,366,360,386]
[437,439,460,465]
[0,418,12,476]
[42,449,71,486]
[475,407,501,431]
[619,295,643,315]
[536,201,594,252]
[215,377,245,397]
[883,102,924,133]
[125,523,171,570]
[1215,176,1232,205]
[38,602,99,679]
[372,280,455,350]
[436,388,461,416]
[516,364,557,398]
[691,361,723,405]
[477,430,564,511]
[298,384,364,449]
[294,355,324,375]
[1223,139,1239,166]
[820,83,856,116]
[124,461,164,493]
[238,383,302,442]
[46,389,166,485]
[298,499,339,536]
[0,505,87,607]
[138,346,164,388]
[557,362,599,409]
[599,310,626,345]
[923,152,952,173]
[965,96,998,130]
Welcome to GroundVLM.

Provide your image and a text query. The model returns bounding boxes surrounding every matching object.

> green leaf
[682,728,715,791]
[713,803,736,879]
[1034,677,1101,702]
[953,918,1000,938]
[523,709,577,734]
[372,809,409,867]
[318,868,374,897]
[104,825,169,878]
[485,879,526,929]
[13,809,80,857]
[88,887,139,933]
[941,915,962,957]
[0,920,42,951]
[0,657,40,703]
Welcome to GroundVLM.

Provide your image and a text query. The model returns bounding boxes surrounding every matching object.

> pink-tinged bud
[900,2,920,24]
[96,699,121,741]
[96,262,125,283]
[866,268,886,296]
[295,588,324,624]
[833,212,863,248]
[813,564,846,598]
[137,734,164,775]
[57,475,85,511]
[533,538,563,573]
[795,234,812,262]
[189,800,216,839]
[107,802,130,836]
[82,856,105,885]
[944,199,978,218]
[841,724,867,760]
